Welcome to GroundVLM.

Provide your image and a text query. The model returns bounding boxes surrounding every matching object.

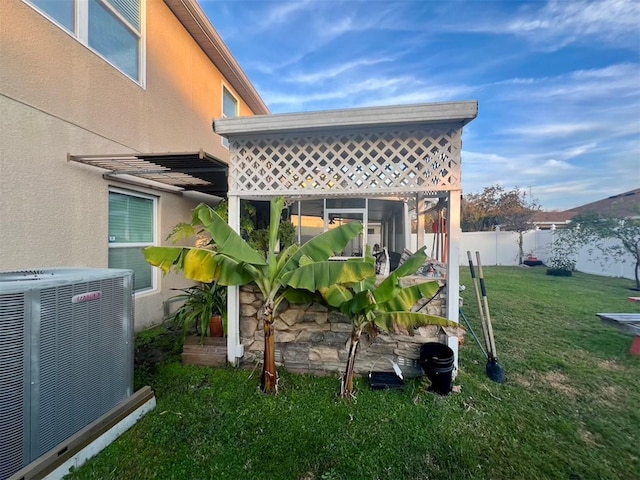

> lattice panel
[229,126,461,197]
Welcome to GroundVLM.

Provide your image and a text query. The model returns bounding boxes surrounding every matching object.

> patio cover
[67,150,228,197]
[213,101,478,366]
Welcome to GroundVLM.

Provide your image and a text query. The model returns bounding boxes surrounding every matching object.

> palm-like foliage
[144,197,374,393]
[320,246,461,399]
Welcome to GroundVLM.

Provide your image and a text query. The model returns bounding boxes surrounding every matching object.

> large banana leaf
[375,247,427,305]
[144,245,255,285]
[193,203,267,266]
[374,311,460,334]
[379,281,441,312]
[318,284,354,308]
[281,258,375,292]
[284,222,364,270]
[143,246,184,273]
[268,197,285,277]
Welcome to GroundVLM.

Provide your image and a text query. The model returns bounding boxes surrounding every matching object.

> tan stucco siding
[0,0,263,329]
[1,1,254,156]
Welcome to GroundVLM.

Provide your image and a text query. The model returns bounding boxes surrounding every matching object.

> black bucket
[420,342,455,395]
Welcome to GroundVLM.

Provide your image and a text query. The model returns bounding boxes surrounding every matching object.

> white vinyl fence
[413,230,636,280]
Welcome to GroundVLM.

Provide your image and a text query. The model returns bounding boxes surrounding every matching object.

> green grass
[67,267,640,480]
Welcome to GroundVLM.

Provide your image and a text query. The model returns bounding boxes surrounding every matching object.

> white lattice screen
[228,126,462,197]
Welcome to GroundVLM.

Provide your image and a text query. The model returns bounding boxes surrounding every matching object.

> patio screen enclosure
[214,101,478,365]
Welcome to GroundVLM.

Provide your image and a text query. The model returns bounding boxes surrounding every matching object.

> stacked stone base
[239,281,460,378]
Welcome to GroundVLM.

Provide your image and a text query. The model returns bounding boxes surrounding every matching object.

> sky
[200,0,640,211]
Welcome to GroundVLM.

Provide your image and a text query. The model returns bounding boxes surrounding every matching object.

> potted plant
[170,282,226,341]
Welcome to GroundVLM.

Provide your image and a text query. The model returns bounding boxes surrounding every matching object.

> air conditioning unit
[0,268,134,480]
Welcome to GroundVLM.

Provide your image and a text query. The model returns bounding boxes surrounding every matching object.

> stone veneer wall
[239,279,458,378]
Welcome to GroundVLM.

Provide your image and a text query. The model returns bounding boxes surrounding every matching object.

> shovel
[475,252,505,383]
[467,251,505,383]
[467,251,492,358]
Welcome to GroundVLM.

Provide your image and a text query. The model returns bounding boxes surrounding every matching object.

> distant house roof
[566,188,640,218]
[534,188,640,228]
[532,211,576,227]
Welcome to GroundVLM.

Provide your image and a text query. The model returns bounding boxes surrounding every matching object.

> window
[108,190,156,293]
[25,0,143,83]
[222,86,238,148]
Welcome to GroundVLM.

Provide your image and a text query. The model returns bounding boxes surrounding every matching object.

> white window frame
[23,0,146,86]
[221,85,238,149]
[323,198,368,259]
[108,188,158,295]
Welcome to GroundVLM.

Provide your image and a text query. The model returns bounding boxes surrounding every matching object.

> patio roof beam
[215,101,477,136]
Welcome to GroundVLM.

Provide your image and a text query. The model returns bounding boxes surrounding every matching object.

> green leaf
[284,222,364,270]
[379,281,441,312]
[340,290,376,317]
[194,203,267,266]
[269,197,286,258]
[393,246,427,278]
[143,246,184,273]
[375,248,427,304]
[166,222,197,243]
[283,288,320,305]
[282,259,375,292]
[318,284,354,308]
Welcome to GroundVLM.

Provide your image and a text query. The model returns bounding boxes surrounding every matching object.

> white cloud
[261,0,315,27]
[493,64,640,103]
[522,159,575,176]
[504,123,601,137]
[505,0,640,49]
[286,58,394,85]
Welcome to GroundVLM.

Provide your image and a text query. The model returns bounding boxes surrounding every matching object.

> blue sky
[201,0,640,211]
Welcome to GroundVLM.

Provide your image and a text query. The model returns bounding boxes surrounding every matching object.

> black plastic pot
[420,342,455,395]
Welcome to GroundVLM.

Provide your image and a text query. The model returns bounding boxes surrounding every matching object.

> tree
[462,185,541,264]
[144,197,374,393]
[461,185,505,232]
[319,247,461,399]
[563,212,640,290]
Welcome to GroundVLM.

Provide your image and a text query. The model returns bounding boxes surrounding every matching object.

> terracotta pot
[209,315,224,337]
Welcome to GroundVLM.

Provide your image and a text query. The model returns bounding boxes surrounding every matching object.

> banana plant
[144,197,374,393]
[320,246,462,399]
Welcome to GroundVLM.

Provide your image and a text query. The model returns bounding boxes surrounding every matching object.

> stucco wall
[0,0,260,329]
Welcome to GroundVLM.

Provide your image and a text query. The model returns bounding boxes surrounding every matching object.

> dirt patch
[598,359,624,372]
[578,425,599,446]
[592,385,625,411]
[511,373,533,388]
[542,371,578,398]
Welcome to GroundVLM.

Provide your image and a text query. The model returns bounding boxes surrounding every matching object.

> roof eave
[213,101,478,136]
[163,0,270,115]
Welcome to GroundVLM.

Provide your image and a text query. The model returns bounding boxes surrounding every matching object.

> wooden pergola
[214,101,478,366]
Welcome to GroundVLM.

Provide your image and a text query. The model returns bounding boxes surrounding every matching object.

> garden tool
[475,251,505,383]
[467,251,492,357]
[467,251,505,383]
[459,307,487,359]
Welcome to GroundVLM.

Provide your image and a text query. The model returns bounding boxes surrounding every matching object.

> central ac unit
[0,268,134,480]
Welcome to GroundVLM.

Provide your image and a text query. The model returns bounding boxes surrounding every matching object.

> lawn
[67,267,639,480]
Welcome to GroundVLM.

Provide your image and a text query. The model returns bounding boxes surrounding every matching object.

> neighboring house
[531,211,576,230]
[0,0,269,330]
[566,188,639,219]
[533,188,640,230]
